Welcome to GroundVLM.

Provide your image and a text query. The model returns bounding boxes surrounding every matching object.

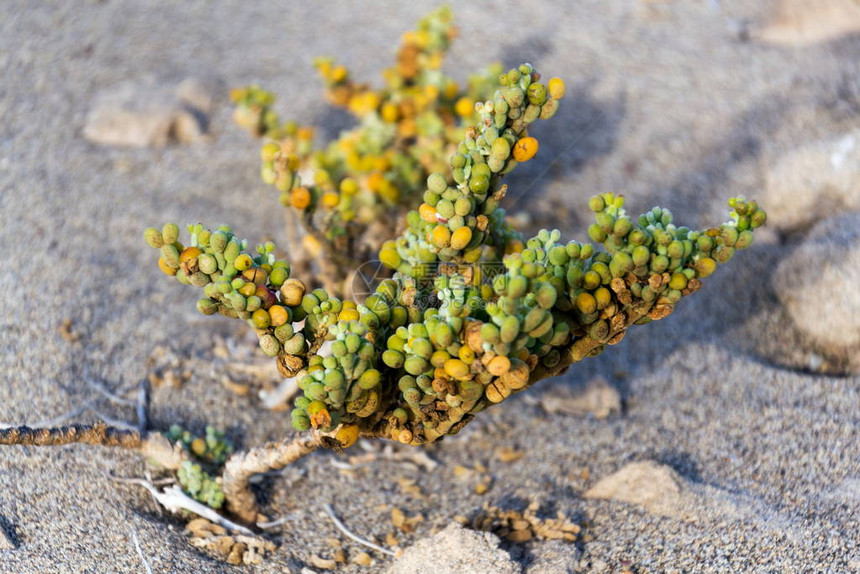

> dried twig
[110,475,255,536]
[137,378,149,434]
[0,404,91,430]
[130,529,153,574]
[109,474,167,510]
[1,373,144,434]
[330,458,358,471]
[0,422,141,448]
[322,503,396,556]
[0,424,184,470]
[256,513,299,530]
[84,374,137,407]
[384,446,438,471]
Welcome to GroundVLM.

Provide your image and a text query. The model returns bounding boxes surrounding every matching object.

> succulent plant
[178,460,226,510]
[166,424,234,466]
[230,6,504,296]
[0,7,768,530]
[146,54,766,521]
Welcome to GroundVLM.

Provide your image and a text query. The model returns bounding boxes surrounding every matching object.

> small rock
[825,477,860,503]
[762,130,860,232]
[175,78,214,115]
[388,523,520,574]
[540,377,621,419]
[584,461,800,538]
[186,517,226,538]
[309,554,337,570]
[215,536,235,556]
[757,0,860,46]
[226,542,247,566]
[0,522,16,550]
[772,213,860,371]
[495,446,526,463]
[83,78,214,147]
[584,461,688,519]
[351,551,373,566]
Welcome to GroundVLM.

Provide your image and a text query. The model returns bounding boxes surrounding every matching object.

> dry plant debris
[186,518,276,565]
[396,477,425,499]
[494,446,526,463]
[461,501,581,544]
[58,317,81,342]
[391,507,425,534]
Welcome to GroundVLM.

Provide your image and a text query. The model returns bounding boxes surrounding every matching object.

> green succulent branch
[230,6,505,295]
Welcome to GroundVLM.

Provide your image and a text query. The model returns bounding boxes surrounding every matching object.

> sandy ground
[1,1,858,572]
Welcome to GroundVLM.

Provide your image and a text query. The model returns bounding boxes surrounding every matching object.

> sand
[0,1,858,572]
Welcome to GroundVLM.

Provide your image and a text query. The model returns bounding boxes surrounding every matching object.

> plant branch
[0,423,186,469]
[221,431,330,523]
[528,300,657,386]
[0,422,141,448]
[111,475,255,536]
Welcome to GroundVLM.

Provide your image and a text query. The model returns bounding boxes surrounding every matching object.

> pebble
[351,551,373,566]
[825,477,860,503]
[308,554,337,570]
[539,377,621,419]
[0,521,16,550]
[584,461,688,519]
[584,461,801,540]
[762,131,860,232]
[757,0,860,46]
[772,212,860,371]
[388,523,519,574]
[83,77,215,147]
